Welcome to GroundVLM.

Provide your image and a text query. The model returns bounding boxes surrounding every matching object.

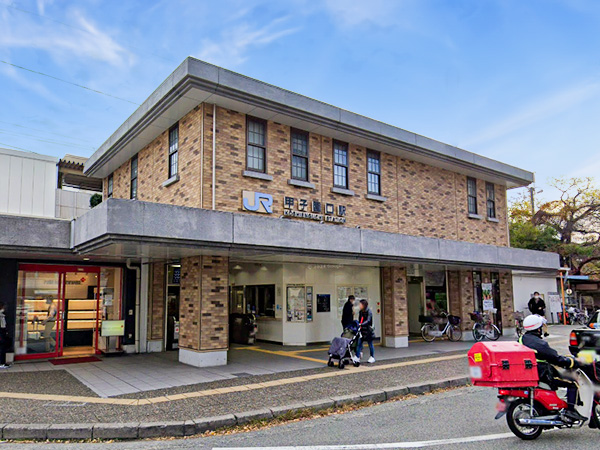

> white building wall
[0,148,57,218]
[512,271,558,321]
[230,262,381,346]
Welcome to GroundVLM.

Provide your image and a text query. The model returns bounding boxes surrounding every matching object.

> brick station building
[0,58,558,367]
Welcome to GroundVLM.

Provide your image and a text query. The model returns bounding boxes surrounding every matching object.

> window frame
[290,128,309,181]
[366,150,381,195]
[333,140,349,189]
[130,155,138,200]
[486,182,496,219]
[168,123,179,179]
[107,174,113,198]
[467,177,478,215]
[246,116,267,173]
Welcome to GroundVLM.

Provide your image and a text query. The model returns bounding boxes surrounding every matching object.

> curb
[0,376,469,441]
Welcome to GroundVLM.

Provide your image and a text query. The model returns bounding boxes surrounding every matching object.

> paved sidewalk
[0,326,575,440]
[4,336,517,397]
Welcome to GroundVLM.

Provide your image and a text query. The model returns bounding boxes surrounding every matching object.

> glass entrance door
[15,268,63,359]
[15,264,102,360]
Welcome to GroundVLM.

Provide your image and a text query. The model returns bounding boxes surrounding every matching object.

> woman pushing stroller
[353,300,375,364]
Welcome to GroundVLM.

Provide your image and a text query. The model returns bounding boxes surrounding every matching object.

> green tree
[90,193,103,208]
[509,177,600,275]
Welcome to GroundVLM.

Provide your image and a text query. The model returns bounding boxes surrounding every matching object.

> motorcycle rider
[520,314,587,423]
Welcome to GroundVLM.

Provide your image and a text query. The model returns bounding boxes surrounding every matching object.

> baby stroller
[327,321,362,369]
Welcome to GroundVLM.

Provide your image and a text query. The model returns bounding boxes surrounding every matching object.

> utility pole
[529,186,535,218]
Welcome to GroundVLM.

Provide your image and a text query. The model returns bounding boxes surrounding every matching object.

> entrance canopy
[60,199,561,271]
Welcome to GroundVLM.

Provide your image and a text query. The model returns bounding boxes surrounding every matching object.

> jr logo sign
[242,190,273,214]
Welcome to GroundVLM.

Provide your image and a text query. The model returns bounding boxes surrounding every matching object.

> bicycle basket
[448,315,461,326]
[418,315,434,324]
[469,312,481,321]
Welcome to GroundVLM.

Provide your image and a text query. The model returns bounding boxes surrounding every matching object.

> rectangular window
[333,140,349,188]
[168,124,179,178]
[107,174,113,198]
[367,150,381,195]
[486,182,496,219]
[246,117,266,173]
[467,177,477,215]
[130,155,138,200]
[291,129,309,181]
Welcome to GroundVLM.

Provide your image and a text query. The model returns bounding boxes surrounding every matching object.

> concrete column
[139,262,149,353]
[178,255,229,367]
[381,265,409,348]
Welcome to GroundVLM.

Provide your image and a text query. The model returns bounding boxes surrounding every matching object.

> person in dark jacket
[0,302,11,369]
[354,299,375,364]
[341,295,355,330]
[528,292,549,336]
[520,315,586,423]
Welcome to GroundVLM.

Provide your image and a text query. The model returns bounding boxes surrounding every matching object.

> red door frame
[16,264,101,361]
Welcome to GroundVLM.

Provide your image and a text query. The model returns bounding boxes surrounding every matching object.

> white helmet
[523,314,544,332]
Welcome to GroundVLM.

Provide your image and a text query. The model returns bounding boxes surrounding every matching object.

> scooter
[496,365,600,440]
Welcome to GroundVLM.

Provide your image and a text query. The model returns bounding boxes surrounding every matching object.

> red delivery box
[468,341,538,388]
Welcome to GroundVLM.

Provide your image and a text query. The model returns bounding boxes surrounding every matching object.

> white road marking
[214,432,515,450]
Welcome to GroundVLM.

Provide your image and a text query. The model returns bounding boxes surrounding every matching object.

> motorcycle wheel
[506,400,544,440]
[448,325,462,342]
[472,323,485,341]
[421,324,436,342]
[488,325,501,341]
[578,316,587,326]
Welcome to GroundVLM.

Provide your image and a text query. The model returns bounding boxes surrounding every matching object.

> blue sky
[1,0,599,201]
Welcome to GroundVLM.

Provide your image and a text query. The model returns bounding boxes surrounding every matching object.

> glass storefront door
[15,269,63,359]
[15,264,122,360]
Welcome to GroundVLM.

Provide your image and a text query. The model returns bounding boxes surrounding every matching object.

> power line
[0,129,95,151]
[0,119,94,144]
[0,60,140,105]
[0,142,36,153]
[5,3,178,65]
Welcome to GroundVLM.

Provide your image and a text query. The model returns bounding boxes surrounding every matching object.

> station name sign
[242,191,346,224]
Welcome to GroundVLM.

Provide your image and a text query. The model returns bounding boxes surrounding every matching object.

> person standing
[0,302,10,369]
[354,299,375,364]
[528,292,549,337]
[341,295,355,330]
[42,296,57,352]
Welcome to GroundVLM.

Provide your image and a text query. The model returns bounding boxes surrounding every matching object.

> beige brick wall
[179,255,229,351]
[381,266,408,338]
[148,263,165,341]
[106,103,509,247]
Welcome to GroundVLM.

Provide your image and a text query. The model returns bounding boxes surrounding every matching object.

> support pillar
[381,265,409,348]
[178,255,229,367]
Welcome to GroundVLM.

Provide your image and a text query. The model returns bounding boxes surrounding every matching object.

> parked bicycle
[513,311,525,337]
[420,312,462,342]
[470,311,500,341]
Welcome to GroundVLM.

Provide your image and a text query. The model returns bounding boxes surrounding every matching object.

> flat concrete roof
[0,147,58,164]
[85,58,534,188]
[70,199,559,271]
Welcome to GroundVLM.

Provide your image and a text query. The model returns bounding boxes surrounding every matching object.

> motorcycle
[497,367,600,439]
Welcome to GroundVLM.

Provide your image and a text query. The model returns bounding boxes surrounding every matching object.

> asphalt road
[7,384,599,450]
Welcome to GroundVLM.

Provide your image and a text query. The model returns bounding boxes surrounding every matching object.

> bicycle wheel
[488,324,501,341]
[448,325,462,342]
[472,323,485,341]
[421,324,436,342]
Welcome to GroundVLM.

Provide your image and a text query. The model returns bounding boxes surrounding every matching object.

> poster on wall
[286,285,306,322]
[353,286,368,301]
[547,292,562,322]
[482,283,494,311]
[306,286,313,322]
[317,294,331,313]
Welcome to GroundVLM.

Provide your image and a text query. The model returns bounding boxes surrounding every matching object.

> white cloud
[0,8,133,67]
[36,0,55,15]
[461,80,600,148]
[196,17,299,68]
[323,0,414,28]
